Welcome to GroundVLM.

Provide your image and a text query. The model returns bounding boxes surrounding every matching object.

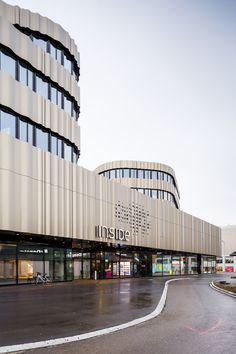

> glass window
[0,243,17,285]
[58,138,63,157]
[19,64,27,86]
[130,169,136,178]
[64,55,72,72]
[123,169,130,178]
[138,170,143,179]
[73,150,78,163]
[152,190,157,198]
[110,170,116,179]
[58,90,62,108]
[36,127,48,151]
[0,51,16,78]
[50,85,57,105]
[64,95,72,115]
[19,119,27,142]
[27,69,33,89]
[64,143,72,162]
[36,75,48,100]
[152,171,157,180]
[0,110,16,137]
[56,48,62,64]
[28,123,34,144]
[49,43,57,60]
[51,135,57,155]
[33,36,47,51]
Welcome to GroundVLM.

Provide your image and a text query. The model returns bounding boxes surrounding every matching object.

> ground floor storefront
[0,234,217,285]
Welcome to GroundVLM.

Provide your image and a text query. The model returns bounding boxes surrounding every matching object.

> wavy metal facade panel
[0,0,221,258]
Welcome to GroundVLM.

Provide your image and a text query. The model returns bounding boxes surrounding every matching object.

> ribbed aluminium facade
[95,160,180,208]
[0,0,221,285]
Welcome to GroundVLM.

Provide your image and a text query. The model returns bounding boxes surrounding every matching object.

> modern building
[0,0,221,285]
[216,225,236,273]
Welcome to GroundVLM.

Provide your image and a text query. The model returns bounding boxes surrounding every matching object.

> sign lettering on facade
[95,226,130,242]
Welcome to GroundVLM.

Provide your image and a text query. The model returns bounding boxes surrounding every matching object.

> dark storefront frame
[0,234,216,285]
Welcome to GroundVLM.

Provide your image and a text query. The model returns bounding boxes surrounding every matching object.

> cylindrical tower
[0,0,80,163]
[94,160,180,208]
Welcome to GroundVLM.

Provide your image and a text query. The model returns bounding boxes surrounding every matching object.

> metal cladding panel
[0,72,80,149]
[0,17,80,104]
[0,135,221,256]
[94,160,180,207]
[0,0,80,66]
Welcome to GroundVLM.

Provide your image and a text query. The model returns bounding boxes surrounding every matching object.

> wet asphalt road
[0,277,167,346]
[21,274,236,354]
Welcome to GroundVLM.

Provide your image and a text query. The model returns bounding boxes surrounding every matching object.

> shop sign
[72,252,82,258]
[95,225,130,242]
[19,249,48,254]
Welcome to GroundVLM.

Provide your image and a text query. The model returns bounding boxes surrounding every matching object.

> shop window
[0,243,16,285]
[152,255,163,276]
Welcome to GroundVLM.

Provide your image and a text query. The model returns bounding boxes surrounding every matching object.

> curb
[210,281,236,299]
[0,277,192,353]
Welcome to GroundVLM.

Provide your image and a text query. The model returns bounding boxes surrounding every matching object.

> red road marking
[185,319,222,335]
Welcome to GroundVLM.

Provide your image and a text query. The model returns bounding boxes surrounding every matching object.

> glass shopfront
[0,240,72,285]
[0,238,216,285]
[202,256,216,274]
[0,243,16,284]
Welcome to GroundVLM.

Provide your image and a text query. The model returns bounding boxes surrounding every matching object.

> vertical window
[64,143,72,162]
[64,95,72,115]
[28,123,34,144]
[0,110,16,137]
[36,75,48,100]
[123,169,129,178]
[58,90,62,108]
[152,190,157,198]
[19,64,27,86]
[51,135,57,155]
[33,36,47,51]
[50,43,57,60]
[58,138,63,157]
[137,170,143,179]
[110,170,115,179]
[27,69,34,90]
[36,127,48,151]
[50,85,57,105]
[0,51,16,79]
[19,119,27,142]
[64,55,72,72]
[73,150,78,163]
[56,48,62,64]
[152,171,157,180]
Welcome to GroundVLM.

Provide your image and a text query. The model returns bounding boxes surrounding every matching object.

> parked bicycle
[35,272,51,284]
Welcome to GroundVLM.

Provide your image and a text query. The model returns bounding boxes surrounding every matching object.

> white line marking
[210,281,236,299]
[0,278,192,353]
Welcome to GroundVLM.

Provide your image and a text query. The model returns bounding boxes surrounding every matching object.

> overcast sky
[5,0,236,227]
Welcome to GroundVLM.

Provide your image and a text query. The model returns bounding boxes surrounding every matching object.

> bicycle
[35,272,51,284]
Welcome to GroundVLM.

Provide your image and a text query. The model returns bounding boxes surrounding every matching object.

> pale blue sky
[5,0,236,226]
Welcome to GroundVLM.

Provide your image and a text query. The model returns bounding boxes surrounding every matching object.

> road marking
[185,319,222,335]
[0,278,192,353]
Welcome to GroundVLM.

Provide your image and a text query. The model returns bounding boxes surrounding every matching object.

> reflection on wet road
[24,274,236,354]
[0,277,165,346]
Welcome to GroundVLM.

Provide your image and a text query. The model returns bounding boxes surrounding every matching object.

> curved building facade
[0,0,221,285]
[95,161,180,209]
